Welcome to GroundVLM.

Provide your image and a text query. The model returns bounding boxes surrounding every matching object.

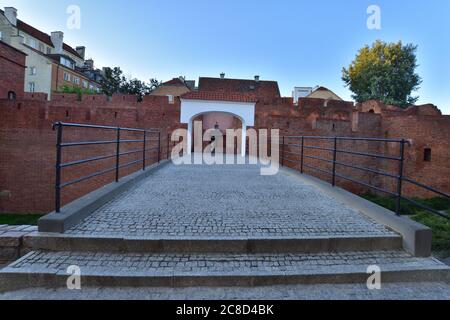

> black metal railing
[280,136,450,220]
[53,122,161,213]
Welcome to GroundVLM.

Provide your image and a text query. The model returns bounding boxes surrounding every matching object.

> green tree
[57,84,98,101]
[342,40,422,108]
[120,78,149,101]
[101,67,125,96]
[101,67,161,101]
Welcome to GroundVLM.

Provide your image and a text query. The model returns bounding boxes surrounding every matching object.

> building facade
[0,7,102,99]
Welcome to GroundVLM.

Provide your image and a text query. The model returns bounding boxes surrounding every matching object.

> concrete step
[1,250,448,291]
[23,232,403,254]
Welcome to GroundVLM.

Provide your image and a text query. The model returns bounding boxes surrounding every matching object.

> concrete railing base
[38,161,170,233]
[280,167,433,257]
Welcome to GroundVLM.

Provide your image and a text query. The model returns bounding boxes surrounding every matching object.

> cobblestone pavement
[66,162,395,238]
[6,250,445,276]
[1,282,449,300]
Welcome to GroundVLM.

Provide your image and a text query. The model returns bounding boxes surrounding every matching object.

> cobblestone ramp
[66,162,396,238]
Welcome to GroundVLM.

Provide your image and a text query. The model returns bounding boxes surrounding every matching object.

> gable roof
[198,77,280,99]
[162,78,187,86]
[306,86,343,101]
[0,9,82,59]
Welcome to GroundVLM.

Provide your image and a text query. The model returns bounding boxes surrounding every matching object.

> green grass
[0,214,43,226]
[411,211,450,251]
[362,193,450,251]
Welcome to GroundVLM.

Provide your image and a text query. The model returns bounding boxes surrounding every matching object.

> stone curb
[23,233,402,254]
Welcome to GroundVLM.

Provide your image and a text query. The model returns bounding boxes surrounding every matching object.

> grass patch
[362,193,450,251]
[362,193,450,216]
[411,211,450,251]
[0,214,43,226]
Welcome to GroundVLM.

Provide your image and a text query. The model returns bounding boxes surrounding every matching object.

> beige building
[293,85,343,103]
[0,7,101,99]
[150,77,194,100]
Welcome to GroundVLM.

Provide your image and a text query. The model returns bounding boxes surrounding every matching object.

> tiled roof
[198,77,280,99]
[181,91,258,103]
[16,20,82,59]
[162,78,186,86]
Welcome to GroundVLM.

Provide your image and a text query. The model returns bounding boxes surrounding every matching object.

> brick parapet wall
[0,95,449,213]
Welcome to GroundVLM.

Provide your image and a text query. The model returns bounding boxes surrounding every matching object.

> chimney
[50,31,64,54]
[254,75,260,82]
[76,46,86,59]
[220,73,225,79]
[4,7,18,26]
[84,59,94,70]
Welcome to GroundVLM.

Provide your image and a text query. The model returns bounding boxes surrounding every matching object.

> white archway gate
[180,99,256,157]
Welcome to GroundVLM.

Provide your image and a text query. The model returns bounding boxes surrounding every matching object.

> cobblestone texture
[7,250,444,276]
[67,162,395,238]
[1,282,449,300]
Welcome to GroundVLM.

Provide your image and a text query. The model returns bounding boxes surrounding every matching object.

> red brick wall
[0,41,26,100]
[0,94,449,214]
[0,95,179,213]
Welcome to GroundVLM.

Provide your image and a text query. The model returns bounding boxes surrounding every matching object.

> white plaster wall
[180,99,256,157]
[180,99,255,126]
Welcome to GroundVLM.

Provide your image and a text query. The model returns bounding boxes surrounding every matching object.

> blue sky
[3,0,450,114]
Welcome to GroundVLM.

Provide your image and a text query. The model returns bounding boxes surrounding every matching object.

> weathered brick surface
[0,93,448,213]
[0,41,26,100]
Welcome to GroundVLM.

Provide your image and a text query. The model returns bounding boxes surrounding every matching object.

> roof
[198,77,280,99]
[16,20,82,59]
[181,91,258,103]
[0,39,27,56]
[162,78,187,86]
[306,86,343,101]
[0,9,82,59]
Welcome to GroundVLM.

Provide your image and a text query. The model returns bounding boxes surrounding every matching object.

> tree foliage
[100,67,161,101]
[56,84,98,101]
[342,40,422,108]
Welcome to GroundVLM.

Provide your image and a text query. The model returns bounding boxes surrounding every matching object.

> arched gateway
[180,93,256,157]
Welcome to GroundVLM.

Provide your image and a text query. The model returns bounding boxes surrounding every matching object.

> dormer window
[60,57,74,69]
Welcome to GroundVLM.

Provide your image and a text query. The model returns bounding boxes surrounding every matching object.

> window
[7,91,16,100]
[82,80,88,88]
[424,148,432,162]
[61,57,74,69]
[29,66,37,76]
[28,82,36,93]
[46,47,51,54]
[73,77,80,85]
[89,84,94,90]
[28,37,37,49]
[0,31,3,40]
[39,43,45,53]
[63,72,71,82]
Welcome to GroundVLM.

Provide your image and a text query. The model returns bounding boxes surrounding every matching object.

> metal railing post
[115,127,121,182]
[300,136,304,174]
[55,123,63,213]
[157,131,161,163]
[396,139,406,215]
[142,131,147,171]
[332,137,338,187]
[281,136,285,167]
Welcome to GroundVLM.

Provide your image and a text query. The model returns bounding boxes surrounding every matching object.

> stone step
[1,250,448,291]
[23,232,402,254]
